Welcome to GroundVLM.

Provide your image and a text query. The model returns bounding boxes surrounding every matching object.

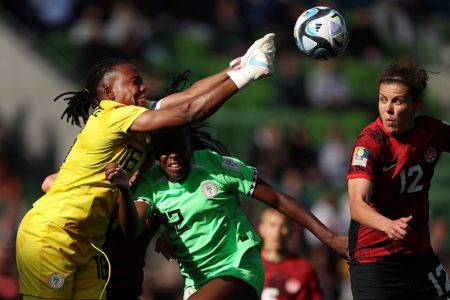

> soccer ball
[293,6,349,60]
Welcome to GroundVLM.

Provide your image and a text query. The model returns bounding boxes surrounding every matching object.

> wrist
[227,66,256,89]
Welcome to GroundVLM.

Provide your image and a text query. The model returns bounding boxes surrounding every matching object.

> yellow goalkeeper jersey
[33,100,147,239]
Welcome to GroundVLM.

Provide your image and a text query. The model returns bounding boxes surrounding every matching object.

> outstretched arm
[348,178,412,240]
[130,33,276,133]
[253,178,349,260]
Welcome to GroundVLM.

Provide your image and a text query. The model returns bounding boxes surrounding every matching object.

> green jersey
[133,149,263,295]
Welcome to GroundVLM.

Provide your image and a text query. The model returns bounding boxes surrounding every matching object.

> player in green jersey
[106,124,349,300]
[16,33,276,300]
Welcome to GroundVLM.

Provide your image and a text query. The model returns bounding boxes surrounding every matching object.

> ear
[104,86,115,100]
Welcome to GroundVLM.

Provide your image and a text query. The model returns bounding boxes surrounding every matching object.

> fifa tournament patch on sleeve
[352,147,370,167]
[223,157,240,171]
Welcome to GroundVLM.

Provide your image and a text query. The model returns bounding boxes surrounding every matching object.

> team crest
[352,147,369,167]
[201,181,218,198]
[48,272,64,289]
[424,147,436,163]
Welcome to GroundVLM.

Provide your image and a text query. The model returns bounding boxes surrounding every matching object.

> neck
[262,248,285,263]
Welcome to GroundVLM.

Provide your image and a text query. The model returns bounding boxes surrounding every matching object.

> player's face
[258,211,290,252]
[108,64,147,106]
[378,83,420,135]
[153,131,193,183]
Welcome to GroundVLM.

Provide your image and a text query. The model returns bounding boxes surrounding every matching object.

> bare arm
[156,68,234,109]
[252,178,349,260]
[348,177,412,240]
[41,172,59,192]
[105,162,148,239]
[130,68,238,132]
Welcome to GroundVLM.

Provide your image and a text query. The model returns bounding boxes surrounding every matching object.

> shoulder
[415,115,447,129]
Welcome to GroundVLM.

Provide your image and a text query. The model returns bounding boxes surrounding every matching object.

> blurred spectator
[370,0,415,47]
[305,60,351,108]
[286,125,321,183]
[317,125,350,188]
[69,3,112,73]
[27,0,75,31]
[103,0,152,60]
[249,121,288,183]
[346,5,384,63]
[275,49,308,107]
[211,0,247,55]
[0,153,24,300]
[305,192,340,248]
[259,208,324,300]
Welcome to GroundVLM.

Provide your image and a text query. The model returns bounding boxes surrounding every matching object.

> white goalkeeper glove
[229,33,276,70]
[227,33,276,89]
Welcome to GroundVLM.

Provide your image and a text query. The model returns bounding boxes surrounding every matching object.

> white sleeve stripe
[134,198,150,205]
[153,99,163,110]
[248,167,258,196]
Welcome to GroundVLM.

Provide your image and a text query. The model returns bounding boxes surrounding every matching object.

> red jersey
[347,116,450,263]
[261,252,323,300]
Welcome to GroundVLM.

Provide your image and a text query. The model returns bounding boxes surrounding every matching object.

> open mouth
[168,163,182,171]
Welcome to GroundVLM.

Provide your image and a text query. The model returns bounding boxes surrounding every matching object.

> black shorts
[350,251,450,300]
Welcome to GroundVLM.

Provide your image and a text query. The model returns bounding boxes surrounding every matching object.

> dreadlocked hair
[53,58,127,127]
[155,69,192,101]
[188,122,230,156]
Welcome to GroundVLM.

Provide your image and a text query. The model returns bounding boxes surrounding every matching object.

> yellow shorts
[16,209,108,299]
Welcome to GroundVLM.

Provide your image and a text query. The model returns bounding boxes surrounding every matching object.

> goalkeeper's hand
[227,33,276,89]
[229,33,276,70]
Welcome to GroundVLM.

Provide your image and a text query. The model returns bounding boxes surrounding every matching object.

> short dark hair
[378,61,429,100]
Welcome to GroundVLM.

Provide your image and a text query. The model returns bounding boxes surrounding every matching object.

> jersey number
[399,164,423,194]
[118,145,144,174]
[160,209,184,233]
[428,264,450,296]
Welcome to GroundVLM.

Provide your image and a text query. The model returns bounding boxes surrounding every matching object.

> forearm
[131,71,238,132]
[350,200,392,232]
[158,68,235,110]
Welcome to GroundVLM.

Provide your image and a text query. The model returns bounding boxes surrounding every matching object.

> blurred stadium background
[1,0,450,299]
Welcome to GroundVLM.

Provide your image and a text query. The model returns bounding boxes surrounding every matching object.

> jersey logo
[424,147,437,163]
[352,147,369,167]
[201,181,218,198]
[382,163,396,172]
[48,272,64,289]
[223,157,240,171]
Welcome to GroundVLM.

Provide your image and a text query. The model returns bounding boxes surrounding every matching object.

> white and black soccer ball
[293,6,349,60]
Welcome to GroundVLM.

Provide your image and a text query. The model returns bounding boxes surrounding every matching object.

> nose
[385,102,394,115]
[140,83,146,93]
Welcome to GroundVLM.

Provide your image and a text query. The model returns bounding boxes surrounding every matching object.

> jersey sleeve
[131,171,154,206]
[204,150,257,196]
[107,105,147,133]
[347,131,380,182]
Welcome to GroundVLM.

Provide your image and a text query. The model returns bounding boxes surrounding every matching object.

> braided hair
[54,58,127,127]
